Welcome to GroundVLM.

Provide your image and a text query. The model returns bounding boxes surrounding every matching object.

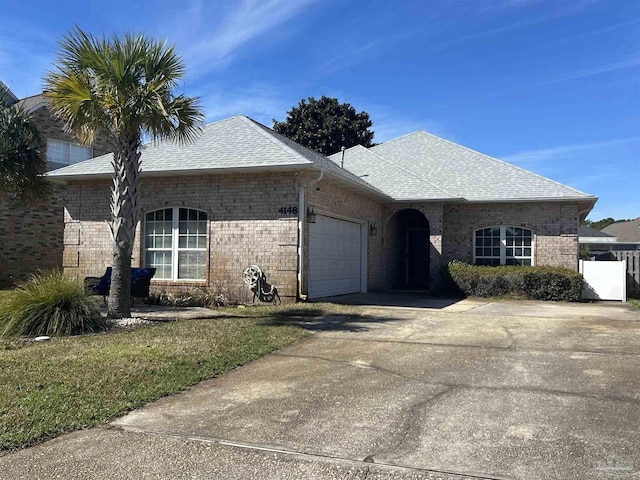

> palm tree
[45,28,203,318]
[0,87,50,201]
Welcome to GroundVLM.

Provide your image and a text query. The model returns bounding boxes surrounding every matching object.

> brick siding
[442,202,579,270]
[63,172,301,303]
[0,105,110,286]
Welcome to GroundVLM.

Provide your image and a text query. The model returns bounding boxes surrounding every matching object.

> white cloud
[540,57,640,85]
[179,0,320,75]
[503,137,640,167]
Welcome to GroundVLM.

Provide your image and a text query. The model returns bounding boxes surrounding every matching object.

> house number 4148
[278,206,298,215]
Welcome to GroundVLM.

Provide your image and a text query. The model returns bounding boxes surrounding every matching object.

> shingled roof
[14,93,49,113]
[48,115,597,206]
[47,116,389,199]
[331,131,596,203]
[602,218,640,242]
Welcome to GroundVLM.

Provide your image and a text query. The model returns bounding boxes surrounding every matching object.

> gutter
[297,169,324,301]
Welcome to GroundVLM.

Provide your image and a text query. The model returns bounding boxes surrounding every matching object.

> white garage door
[309,215,362,298]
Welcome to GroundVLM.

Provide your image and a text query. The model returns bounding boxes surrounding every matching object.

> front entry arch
[388,209,430,290]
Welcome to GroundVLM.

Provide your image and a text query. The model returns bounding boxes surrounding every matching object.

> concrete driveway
[1,297,639,479]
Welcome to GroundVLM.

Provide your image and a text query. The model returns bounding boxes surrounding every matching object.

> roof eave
[463,196,598,203]
[315,166,392,201]
[47,162,315,183]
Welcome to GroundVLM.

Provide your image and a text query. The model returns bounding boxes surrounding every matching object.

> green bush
[446,261,584,302]
[0,271,109,337]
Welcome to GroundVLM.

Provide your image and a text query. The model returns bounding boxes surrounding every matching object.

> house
[0,85,111,286]
[579,222,640,255]
[578,225,619,255]
[602,218,640,249]
[47,115,597,301]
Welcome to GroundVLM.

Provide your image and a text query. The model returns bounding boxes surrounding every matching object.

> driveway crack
[363,386,457,464]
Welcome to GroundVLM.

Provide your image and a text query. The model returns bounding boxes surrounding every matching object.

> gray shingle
[14,93,48,112]
[602,218,640,242]
[329,145,457,201]
[370,131,595,202]
[47,116,389,198]
[578,225,615,238]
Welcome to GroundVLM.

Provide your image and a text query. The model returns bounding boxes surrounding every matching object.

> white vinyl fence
[579,260,626,302]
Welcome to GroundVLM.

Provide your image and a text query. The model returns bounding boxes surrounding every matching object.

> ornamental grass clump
[0,271,108,338]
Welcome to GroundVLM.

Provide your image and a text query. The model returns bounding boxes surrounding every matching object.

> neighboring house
[578,225,619,254]
[0,85,111,286]
[579,223,640,254]
[48,115,597,301]
[602,218,640,249]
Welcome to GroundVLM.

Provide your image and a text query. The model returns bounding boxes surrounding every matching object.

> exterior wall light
[370,222,378,236]
[306,205,316,223]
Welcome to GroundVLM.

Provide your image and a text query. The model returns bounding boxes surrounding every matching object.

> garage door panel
[309,215,362,298]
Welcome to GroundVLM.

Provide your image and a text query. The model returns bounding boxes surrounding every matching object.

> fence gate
[611,250,640,298]
[579,260,626,301]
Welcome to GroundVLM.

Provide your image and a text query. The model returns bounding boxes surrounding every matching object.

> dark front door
[406,228,430,289]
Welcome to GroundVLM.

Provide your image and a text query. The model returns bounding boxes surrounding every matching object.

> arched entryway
[387,208,430,290]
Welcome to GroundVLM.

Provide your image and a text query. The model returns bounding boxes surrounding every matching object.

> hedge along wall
[446,261,584,302]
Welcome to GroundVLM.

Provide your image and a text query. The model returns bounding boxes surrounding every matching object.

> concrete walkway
[1,298,639,479]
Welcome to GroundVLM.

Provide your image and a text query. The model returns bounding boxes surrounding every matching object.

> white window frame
[474,226,535,266]
[46,138,93,165]
[143,207,208,281]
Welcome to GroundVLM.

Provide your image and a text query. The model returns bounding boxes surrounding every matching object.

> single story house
[48,115,597,302]
[602,218,640,250]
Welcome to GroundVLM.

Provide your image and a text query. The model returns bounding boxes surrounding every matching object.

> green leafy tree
[45,28,203,318]
[583,217,632,230]
[273,96,375,155]
[0,88,50,201]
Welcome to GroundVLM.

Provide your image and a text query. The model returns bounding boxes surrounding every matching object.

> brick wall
[63,172,301,302]
[381,203,444,289]
[442,202,579,270]
[304,174,385,294]
[0,186,65,286]
[0,105,111,286]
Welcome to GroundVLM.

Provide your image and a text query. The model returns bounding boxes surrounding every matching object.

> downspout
[297,169,324,300]
[577,204,594,270]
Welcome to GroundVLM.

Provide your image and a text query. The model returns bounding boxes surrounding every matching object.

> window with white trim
[47,139,93,165]
[474,226,533,266]
[144,208,208,280]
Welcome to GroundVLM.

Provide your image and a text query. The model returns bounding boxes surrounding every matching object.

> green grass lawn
[0,314,309,450]
[628,298,640,309]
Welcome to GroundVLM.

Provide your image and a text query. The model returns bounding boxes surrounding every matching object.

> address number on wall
[278,206,298,215]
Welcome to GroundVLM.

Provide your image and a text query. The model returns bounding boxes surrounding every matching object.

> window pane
[178,251,206,280]
[146,251,172,279]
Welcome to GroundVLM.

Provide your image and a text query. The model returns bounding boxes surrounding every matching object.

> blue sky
[1,0,638,220]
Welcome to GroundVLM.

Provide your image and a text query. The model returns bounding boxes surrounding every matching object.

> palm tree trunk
[107,131,141,318]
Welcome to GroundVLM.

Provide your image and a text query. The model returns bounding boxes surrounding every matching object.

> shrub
[446,261,584,302]
[0,271,108,337]
[150,288,217,307]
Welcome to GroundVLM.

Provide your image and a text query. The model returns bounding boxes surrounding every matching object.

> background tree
[45,28,203,318]
[0,88,50,201]
[273,96,375,155]
[583,217,632,230]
